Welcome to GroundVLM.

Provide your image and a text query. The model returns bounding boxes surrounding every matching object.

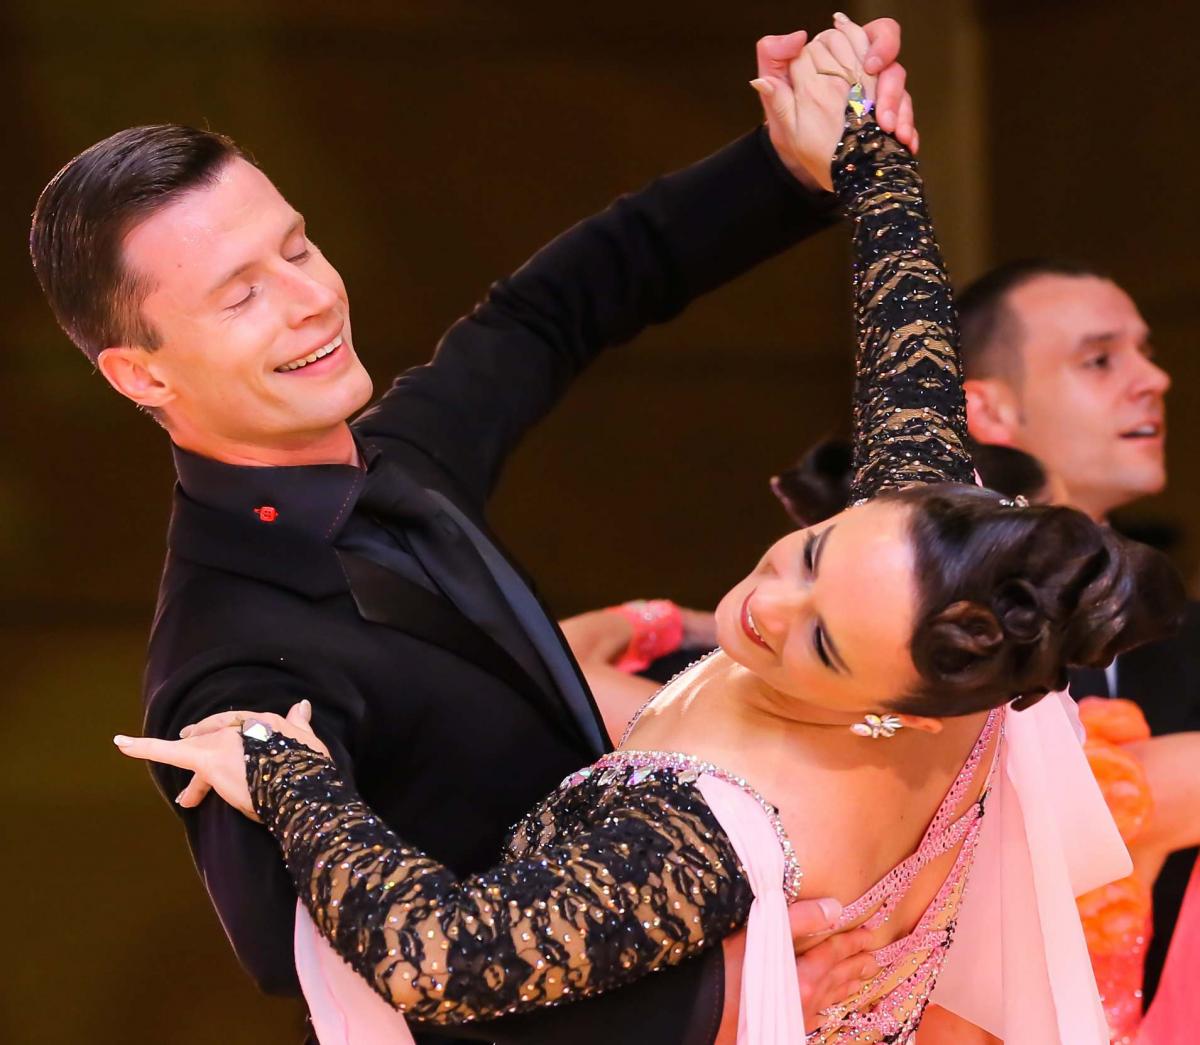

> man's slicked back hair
[30,124,248,364]
[957,259,1109,382]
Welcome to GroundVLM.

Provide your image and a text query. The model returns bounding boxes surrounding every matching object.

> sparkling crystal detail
[852,713,905,739]
[241,720,273,742]
[848,81,874,119]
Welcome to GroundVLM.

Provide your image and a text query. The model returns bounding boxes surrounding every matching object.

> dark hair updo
[883,484,1185,718]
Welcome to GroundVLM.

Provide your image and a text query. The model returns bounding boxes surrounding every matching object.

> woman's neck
[635,651,986,774]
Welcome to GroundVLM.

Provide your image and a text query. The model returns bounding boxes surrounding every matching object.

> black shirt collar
[172,442,371,543]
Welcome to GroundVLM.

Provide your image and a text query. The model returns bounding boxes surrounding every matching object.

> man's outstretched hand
[752,15,916,191]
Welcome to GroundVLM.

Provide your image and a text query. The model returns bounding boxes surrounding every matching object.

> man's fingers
[113,734,196,770]
[756,30,808,80]
[895,92,916,148]
[874,62,907,133]
[175,773,212,808]
[828,950,880,986]
[861,16,901,75]
[821,926,873,963]
[787,896,842,941]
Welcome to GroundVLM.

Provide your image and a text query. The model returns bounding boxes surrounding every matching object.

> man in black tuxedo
[31,23,915,1042]
[961,259,1198,1005]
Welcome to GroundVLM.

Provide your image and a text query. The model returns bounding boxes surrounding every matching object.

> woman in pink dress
[117,16,1184,1043]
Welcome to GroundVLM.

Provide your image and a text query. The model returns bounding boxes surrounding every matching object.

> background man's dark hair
[30,124,247,365]
[957,258,1109,382]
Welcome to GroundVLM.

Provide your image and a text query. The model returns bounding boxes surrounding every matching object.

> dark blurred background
[2,1,1195,1041]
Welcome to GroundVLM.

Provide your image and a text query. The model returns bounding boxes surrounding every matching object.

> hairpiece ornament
[998,494,1030,509]
[850,713,903,739]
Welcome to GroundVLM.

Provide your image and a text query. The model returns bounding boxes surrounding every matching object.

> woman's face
[716,499,921,717]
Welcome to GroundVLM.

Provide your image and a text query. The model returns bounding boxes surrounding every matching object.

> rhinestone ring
[240,718,274,742]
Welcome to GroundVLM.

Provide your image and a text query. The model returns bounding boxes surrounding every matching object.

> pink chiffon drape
[1139,857,1200,1043]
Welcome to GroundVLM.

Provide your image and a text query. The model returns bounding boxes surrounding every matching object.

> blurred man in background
[961,259,1199,1004]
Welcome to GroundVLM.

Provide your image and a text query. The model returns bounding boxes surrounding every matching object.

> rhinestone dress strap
[812,716,1005,1043]
[579,749,805,900]
[618,648,721,748]
[835,707,1001,929]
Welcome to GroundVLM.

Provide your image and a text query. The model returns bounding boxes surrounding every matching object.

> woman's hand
[752,13,878,192]
[113,700,330,820]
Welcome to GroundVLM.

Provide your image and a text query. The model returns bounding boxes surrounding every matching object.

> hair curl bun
[884,485,1185,718]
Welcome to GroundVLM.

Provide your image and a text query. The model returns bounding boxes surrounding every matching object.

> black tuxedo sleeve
[356,127,838,507]
[142,652,368,997]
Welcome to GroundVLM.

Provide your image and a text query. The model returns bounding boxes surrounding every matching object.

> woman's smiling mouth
[741,591,773,652]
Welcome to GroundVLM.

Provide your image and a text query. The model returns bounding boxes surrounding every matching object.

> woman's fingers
[113,733,198,770]
[176,772,212,808]
[833,12,871,62]
[179,709,249,739]
[801,35,851,85]
[286,699,313,726]
[814,26,862,84]
[180,708,293,739]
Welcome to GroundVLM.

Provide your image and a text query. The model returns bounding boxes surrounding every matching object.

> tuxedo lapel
[337,551,583,746]
[168,489,587,749]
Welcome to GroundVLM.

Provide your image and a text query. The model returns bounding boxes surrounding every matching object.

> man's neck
[170,423,359,468]
[1056,484,1117,524]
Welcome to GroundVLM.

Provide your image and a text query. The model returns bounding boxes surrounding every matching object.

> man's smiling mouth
[275,334,343,372]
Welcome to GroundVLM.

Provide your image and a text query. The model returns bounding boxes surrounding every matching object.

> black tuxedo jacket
[1111,604,1200,1004]
[142,128,837,1044]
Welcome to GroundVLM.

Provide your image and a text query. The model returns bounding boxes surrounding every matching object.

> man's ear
[96,346,175,410]
[964,377,1021,447]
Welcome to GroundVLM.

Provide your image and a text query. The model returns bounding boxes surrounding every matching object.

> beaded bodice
[243,102,986,1037]
[811,708,1002,1043]
[577,710,1001,1044]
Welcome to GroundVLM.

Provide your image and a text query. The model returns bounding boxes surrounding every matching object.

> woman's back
[623,650,997,958]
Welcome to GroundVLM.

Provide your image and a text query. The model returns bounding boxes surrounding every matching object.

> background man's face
[997,274,1169,519]
[121,158,373,457]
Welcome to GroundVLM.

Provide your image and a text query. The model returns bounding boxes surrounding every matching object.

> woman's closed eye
[813,623,834,670]
[803,531,835,671]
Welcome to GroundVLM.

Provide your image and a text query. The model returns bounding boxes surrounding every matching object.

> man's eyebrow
[1077,326,1152,348]
[813,525,852,676]
[1077,332,1120,346]
[206,214,306,298]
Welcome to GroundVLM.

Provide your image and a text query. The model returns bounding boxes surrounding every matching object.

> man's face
[119,157,373,462]
[994,275,1169,519]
